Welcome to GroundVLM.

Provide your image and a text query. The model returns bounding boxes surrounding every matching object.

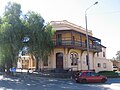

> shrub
[98,71,118,77]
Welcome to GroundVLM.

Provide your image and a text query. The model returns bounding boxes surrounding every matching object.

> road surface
[0,74,120,90]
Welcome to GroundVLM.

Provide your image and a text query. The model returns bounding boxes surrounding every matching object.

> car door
[86,72,98,83]
[90,72,99,83]
[86,72,93,83]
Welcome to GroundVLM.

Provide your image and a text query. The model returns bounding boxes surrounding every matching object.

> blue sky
[0,0,120,59]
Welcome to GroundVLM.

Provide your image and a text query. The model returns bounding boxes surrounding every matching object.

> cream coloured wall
[50,48,65,68]
[36,47,113,72]
[94,47,113,72]
[80,51,94,70]
[49,52,55,68]
[94,57,113,72]
[48,48,95,71]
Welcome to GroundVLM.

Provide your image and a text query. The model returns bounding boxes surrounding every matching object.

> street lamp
[85,1,98,70]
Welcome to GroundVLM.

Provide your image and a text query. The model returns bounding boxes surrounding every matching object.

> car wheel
[101,78,106,83]
[81,79,87,83]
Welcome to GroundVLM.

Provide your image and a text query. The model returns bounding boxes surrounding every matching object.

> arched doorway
[56,53,63,69]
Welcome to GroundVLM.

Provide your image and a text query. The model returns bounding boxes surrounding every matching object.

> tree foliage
[115,50,120,60]
[23,11,55,70]
[0,2,23,72]
[0,2,55,72]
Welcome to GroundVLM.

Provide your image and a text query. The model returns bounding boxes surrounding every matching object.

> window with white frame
[103,63,106,68]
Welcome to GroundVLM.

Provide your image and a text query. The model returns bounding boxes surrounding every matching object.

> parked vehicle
[112,66,118,71]
[74,70,107,83]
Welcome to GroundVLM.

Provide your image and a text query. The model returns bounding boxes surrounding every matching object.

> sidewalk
[14,68,73,78]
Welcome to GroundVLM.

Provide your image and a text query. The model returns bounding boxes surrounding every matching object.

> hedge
[98,71,118,77]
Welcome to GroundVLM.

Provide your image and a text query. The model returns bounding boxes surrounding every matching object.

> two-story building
[17,20,113,72]
[41,20,112,72]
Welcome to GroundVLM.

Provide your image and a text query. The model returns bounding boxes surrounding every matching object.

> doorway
[56,53,63,69]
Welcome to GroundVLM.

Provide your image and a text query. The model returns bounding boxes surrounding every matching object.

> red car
[75,70,107,83]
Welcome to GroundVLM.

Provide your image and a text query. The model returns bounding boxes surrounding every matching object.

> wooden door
[56,53,63,69]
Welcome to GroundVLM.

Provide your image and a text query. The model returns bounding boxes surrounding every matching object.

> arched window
[70,52,78,65]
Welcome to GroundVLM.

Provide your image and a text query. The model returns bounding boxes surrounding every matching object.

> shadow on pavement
[0,73,46,90]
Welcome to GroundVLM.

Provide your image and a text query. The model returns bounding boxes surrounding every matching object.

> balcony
[53,40,102,52]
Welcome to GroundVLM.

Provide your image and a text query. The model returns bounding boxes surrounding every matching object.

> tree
[23,11,55,70]
[115,50,120,60]
[0,2,24,73]
[0,2,55,73]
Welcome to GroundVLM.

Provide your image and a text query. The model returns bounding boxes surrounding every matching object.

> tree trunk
[35,56,39,71]
[6,60,13,75]
[0,65,5,72]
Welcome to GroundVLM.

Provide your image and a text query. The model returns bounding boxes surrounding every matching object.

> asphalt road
[0,74,120,90]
